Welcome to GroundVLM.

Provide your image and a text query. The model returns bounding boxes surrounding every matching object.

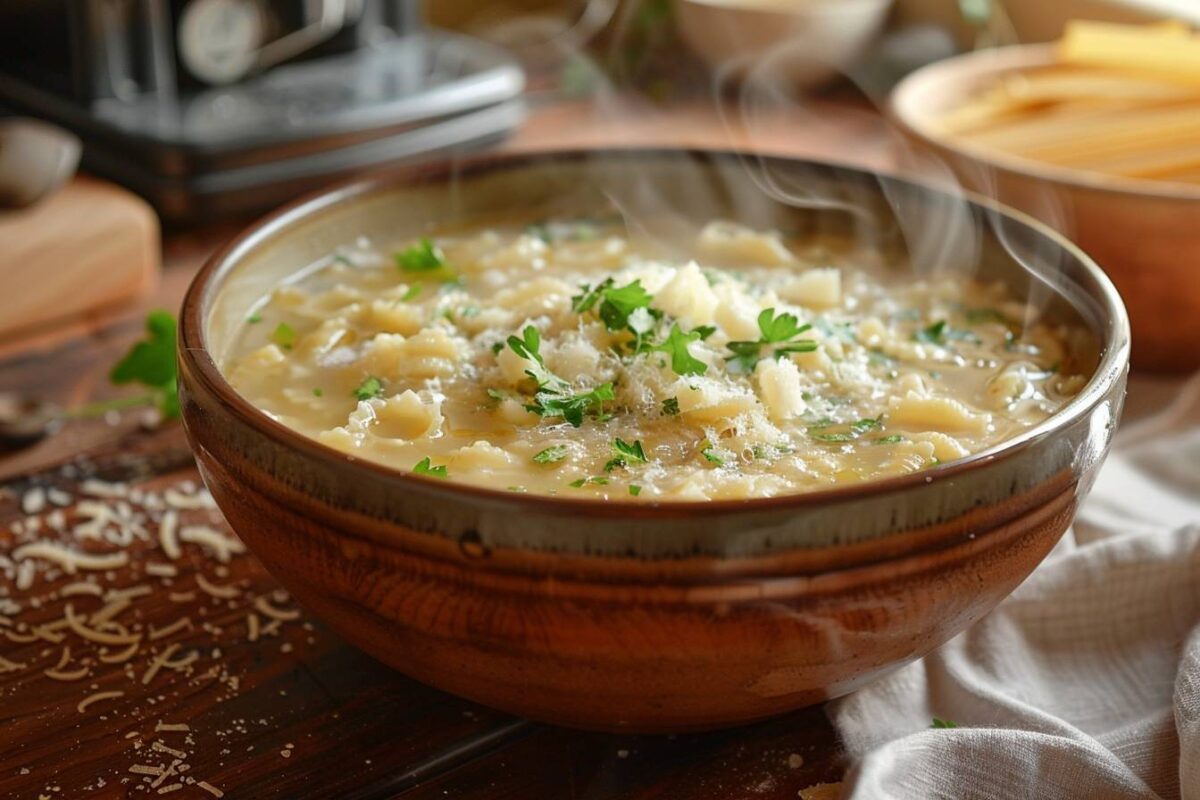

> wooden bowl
[178,150,1129,732]
[890,44,1200,372]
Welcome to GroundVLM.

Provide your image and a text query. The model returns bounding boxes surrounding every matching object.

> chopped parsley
[312,388,324,397]
[401,284,422,302]
[246,312,263,324]
[396,238,446,272]
[699,440,725,466]
[654,323,708,377]
[726,308,817,372]
[505,325,615,427]
[662,397,680,416]
[572,278,658,335]
[569,476,609,488]
[809,416,884,443]
[530,383,615,428]
[413,457,448,478]
[915,319,981,346]
[604,438,648,472]
[964,308,1009,325]
[874,434,904,444]
[271,322,297,350]
[353,376,384,401]
[108,310,181,419]
[532,445,569,465]
[628,485,642,496]
[931,717,959,729]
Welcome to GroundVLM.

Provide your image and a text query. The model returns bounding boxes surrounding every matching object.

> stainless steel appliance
[0,1,525,221]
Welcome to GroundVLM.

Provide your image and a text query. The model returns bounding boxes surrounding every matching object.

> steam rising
[451,1,1074,333]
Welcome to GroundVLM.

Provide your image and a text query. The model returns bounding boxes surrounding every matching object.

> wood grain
[0,425,845,799]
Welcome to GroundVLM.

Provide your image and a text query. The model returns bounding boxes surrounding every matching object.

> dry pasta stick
[1060,20,1200,84]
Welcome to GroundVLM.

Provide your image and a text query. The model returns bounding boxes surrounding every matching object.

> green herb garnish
[662,397,680,416]
[312,388,324,398]
[246,312,263,324]
[107,310,181,419]
[401,284,422,302]
[533,446,569,465]
[726,308,817,372]
[809,417,883,443]
[699,440,725,466]
[604,438,648,472]
[353,376,384,402]
[915,319,981,345]
[654,323,708,377]
[413,457,448,478]
[569,476,609,488]
[530,383,615,428]
[271,322,297,350]
[874,434,904,444]
[628,485,642,496]
[396,238,446,272]
[931,717,959,729]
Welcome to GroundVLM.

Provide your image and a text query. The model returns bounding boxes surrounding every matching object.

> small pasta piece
[361,299,425,336]
[697,221,793,266]
[374,391,444,440]
[450,441,515,472]
[887,393,991,434]
[779,268,841,309]
[674,378,759,424]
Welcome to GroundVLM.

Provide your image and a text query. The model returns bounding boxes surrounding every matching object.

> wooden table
[0,96,890,799]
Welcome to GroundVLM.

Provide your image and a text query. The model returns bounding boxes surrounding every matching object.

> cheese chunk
[654,262,718,326]
[754,358,807,422]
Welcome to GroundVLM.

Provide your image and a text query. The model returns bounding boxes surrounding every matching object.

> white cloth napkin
[830,374,1200,800]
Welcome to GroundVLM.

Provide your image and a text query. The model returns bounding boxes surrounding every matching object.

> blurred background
[1,0,1198,418]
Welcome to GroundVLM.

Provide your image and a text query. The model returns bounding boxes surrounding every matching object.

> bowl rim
[889,43,1200,204]
[179,147,1130,518]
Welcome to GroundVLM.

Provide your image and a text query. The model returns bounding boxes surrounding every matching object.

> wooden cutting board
[0,176,159,344]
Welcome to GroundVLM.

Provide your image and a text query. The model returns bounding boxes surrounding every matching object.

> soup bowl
[178,150,1129,732]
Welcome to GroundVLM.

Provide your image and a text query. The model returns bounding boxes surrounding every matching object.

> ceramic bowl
[890,44,1200,372]
[179,149,1129,732]
[672,0,893,88]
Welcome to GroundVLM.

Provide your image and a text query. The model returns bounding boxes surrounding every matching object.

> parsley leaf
[533,446,569,464]
[931,717,959,729]
[507,325,546,367]
[725,308,816,372]
[246,312,263,324]
[699,440,725,466]
[401,284,422,302]
[655,323,708,377]
[530,382,615,428]
[915,319,981,345]
[598,280,654,332]
[571,278,613,314]
[568,476,609,488]
[396,238,446,272]
[604,438,649,472]
[413,457,448,478]
[353,376,384,402]
[662,397,680,416]
[874,434,904,444]
[628,485,642,496]
[271,322,297,350]
[809,416,885,443]
[109,310,180,419]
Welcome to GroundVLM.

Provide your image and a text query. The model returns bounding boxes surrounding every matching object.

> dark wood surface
[0,99,880,799]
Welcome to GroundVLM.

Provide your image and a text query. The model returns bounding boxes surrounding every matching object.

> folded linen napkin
[829,374,1200,800]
